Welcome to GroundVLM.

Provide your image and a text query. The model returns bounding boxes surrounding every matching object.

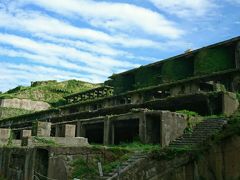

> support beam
[103,116,111,145]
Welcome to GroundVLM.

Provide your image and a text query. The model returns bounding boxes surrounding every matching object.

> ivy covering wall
[162,58,194,82]
[112,74,135,94]
[194,47,234,75]
[134,66,162,89]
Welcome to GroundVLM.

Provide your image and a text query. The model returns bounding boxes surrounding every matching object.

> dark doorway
[35,149,49,180]
[114,119,139,145]
[85,122,104,144]
[146,114,160,144]
[12,130,21,139]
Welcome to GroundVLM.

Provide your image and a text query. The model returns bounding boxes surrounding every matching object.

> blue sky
[0,0,240,92]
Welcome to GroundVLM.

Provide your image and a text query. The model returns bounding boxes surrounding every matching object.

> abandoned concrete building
[0,36,240,179]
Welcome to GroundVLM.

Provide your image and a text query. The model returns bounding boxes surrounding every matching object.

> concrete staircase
[100,118,227,179]
[100,152,147,180]
[169,118,227,147]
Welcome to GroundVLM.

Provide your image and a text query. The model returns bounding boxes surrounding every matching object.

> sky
[0,0,240,92]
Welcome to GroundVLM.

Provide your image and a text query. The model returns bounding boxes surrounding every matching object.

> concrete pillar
[235,41,240,68]
[32,121,51,137]
[77,122,86,137]
[63,124,76,137]
[0,128,11,139]
[222,92,239,116]
[103,116,111,145]
[21,130,32,138]
[111,123,115,145]
[138,112,147,143]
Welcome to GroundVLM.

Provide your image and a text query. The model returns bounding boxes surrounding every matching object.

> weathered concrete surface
[110,135,240,180]
[21,130,32,138]
[22,136,89,147]
[222,92,239,116]
[0,146,104,180]
[160,111,187,147]
[32,121,51,137]
[0,128,11,139]
[0,147,35,180]
[0,98,50,111]
[64,124,76,137]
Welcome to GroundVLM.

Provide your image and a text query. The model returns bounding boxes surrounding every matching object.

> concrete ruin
[0,36,240,179]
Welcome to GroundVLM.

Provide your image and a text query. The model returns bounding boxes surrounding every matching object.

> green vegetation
[71,146,129,179]
[108,141,160,152]
[7,130,13,146]
[33,137,57,146]
[194,47,234,75]
[0,80,98,107]
[0,107,34,120]
[213,114,240,142]
[71,141,161,178]
[72,157,98,179]
[162,58,193,83]
[176,109,199,116]
[134,66,161,89]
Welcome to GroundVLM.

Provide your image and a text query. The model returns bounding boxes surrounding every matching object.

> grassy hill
[0,79,99,120]
[0,79,99,106]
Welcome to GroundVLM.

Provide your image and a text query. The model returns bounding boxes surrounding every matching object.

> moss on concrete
[194,47,234,75]
[162,58,193,82]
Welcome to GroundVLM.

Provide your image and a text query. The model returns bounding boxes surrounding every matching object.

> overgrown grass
[0,80,98,106]
[176,109,199,116]
[0,107,34,120]
[33,137,58,146]
[108,141,161,152]
[71,146,130,179]
[72,157,98,179]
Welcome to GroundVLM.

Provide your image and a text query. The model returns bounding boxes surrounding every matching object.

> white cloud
[0,8,170,49]
[149,0,216,18]
[0,0,193,92]
[0,62,102,92]
[17,0,184,38]
[0,33,138,70]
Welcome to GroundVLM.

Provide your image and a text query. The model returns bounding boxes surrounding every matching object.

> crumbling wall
[0,98,50,111]
[110,135,240,180]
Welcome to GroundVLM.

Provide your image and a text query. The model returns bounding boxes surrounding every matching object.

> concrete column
[21,130,32,138]
[32,121,51,137]
[63,124,76,137]
[222,92,239,116]
[76,121,81,137]
[138,112,147,143]
[111,123,115,145]
[55,125,61,137]
[77,122,86,137]
[235,41,240,68]
[0,128,11,140]
[103,116,111,145]
[160,111,172,147]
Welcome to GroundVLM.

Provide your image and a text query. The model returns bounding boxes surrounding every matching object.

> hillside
[0,79,99,119]
[0,80,98,105]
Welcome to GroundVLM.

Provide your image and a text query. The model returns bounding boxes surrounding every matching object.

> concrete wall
[110,135,240,180]
[0,147,107,180]
[0,148,35,180]
[0,98,50,111]
[160,111,187,147]
[222,92,239,116]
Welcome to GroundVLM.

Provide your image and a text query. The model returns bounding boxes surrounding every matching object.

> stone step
[169,118,227,148]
